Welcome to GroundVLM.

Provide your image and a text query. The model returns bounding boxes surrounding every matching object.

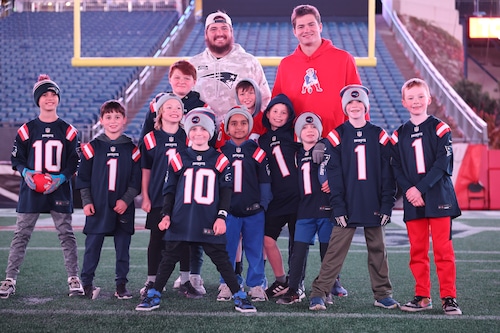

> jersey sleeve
[379,129,396,215]
[390,129,414,193]
[61,124,79,180]
[326,133,347,217]
[75,142,94,190]
[11,123,30,174]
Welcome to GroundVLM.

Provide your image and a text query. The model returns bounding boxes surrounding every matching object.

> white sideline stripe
[0,187,18,201]
[0,309,499,321]
[1,247,500,255]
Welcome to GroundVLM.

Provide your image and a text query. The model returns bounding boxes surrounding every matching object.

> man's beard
[206,36,234,55]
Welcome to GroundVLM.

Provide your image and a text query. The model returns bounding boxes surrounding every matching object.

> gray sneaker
[68,276,84,296]
[0,279,16,299]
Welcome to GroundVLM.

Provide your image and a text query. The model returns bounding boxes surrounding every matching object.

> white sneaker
[217,283,232,301]
[68,276,84,296]
[173,275,181,289]
[189,274,206,295]
[250,286,268,302]
[0,278,16,299]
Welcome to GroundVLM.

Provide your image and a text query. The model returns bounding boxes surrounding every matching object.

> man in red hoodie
[272,4,363,136]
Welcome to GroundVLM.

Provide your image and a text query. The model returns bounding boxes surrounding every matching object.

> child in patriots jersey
[391,78,462,315]
[215,78,267,148]
[139,93,207,299]
[258,94,302,299]
[308,84,398,311]
[218,106,272,302]
[0,74,83,299]
[76,100,141,300]
[277,112,339,305]
[135,108,257,313]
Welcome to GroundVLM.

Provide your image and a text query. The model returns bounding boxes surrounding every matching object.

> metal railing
[386,9,488,144]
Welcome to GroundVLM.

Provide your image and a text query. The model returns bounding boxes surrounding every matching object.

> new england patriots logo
[301,67,323,94]
[201,72,238,89]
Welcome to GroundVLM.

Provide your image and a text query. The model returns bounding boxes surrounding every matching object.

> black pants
[154,241,241,295]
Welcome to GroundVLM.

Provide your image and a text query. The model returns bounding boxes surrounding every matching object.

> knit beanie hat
[340,84,370,115]
[224,105,253,134]
[184,107,216,139]
[154,92,185,113]
[33,74,61,107]
[294,112,323,141]
[205,11,232,29]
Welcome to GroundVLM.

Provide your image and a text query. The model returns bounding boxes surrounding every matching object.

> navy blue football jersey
[326,121,395,227]
[141,128,187,208]
[220,140,271,217]
[76,135,141,235]
[391,115,461,221]
[162,147,232,244]
[11,118,79,213]
[296,143,332,219]
[258,127,300,216]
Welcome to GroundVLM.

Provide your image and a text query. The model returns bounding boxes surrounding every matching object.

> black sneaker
[115,283,133,300]
[178,281,203,299]
[265,280,289,298]
[83,285,100,300]
[442,297,462,315]
[400,296,432,312]
[276,289,301,305]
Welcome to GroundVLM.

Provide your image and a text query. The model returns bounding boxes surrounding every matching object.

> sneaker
[173,275,181,289]
[297,284,306,300]
[400,296,432,312]
[233,291,257,313]
[442,297,462,315]
[217,283,232,301]
[135,288,161,311]
[189,274,206,295]
[140,281,155,299]
[265,280,289,298]
[83,285,100,300]
[0,279,16,299]
[179,281,203,299]
[249,286,268,302]
[331,278,348,297]
[374,297,400,309]
[276,289,301,305]
[325,293,334,305]
[115,283,133,299]
[68,276,84,296]
[309,296,326,311]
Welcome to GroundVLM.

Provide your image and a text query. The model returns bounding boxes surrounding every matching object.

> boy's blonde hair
[401,78,431,99]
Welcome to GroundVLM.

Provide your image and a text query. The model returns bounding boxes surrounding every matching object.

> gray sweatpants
[5,212,80,280]
[310,226,393,301]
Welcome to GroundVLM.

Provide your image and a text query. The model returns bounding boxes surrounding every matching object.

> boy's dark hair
[235,80,254,93]
[100,100,126,118]
[169,60,197,81]
[291,4,321,29]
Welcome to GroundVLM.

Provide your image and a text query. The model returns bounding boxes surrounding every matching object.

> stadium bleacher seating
[0,11,179,132]
[127,20,408,139]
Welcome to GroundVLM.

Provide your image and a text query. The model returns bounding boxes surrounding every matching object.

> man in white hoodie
[190,11,271,126]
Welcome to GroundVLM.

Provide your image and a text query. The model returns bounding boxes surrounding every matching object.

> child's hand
[321,180,330,193]
[158,215,171,231]
[83,203,95,216]
[141,196,151,213]
[406,187,425,207]
[114,199,127,215]
[213,218,226,235]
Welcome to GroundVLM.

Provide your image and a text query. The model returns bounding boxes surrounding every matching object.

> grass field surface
[0,209,499,332]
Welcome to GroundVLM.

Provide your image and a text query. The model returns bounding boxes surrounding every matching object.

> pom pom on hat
[205,11,232,29]
[154,92,185,113]
[340,84,370,115]
[184,107,216,139]
[294,112,323,141]
[224,106,253,134]
[33,74,60,107]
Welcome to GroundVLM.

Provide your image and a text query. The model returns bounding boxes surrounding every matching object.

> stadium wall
[202,0,368,19]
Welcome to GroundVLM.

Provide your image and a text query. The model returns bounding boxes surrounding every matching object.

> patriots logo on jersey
[201,72,238,89]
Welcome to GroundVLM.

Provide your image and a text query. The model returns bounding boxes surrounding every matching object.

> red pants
[406,217,457,299]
